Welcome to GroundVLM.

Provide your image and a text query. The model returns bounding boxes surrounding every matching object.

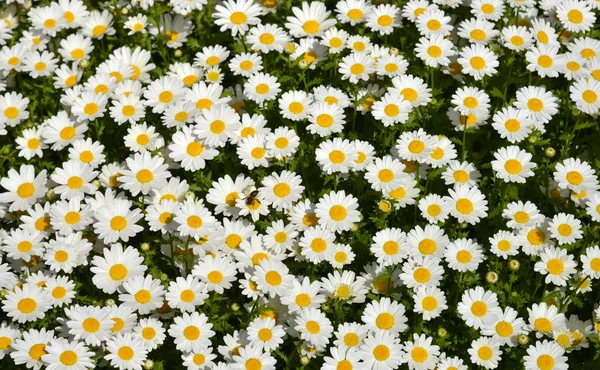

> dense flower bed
[0,0,600,369]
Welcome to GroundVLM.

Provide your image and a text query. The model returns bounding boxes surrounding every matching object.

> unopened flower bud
[105,298,116,306]
[140,243,150,252]
[160,273,169,281]
[545,147,556,158]
[509,259,520,271]
[437,328,447,337]
[322,303,331,312]
[79,59,90,69]
[231,303,240,311]
[486,272,498,284]
[144,360,154,370]
[298,59,310,70]
[92,179,101,188]
[121,7,129,15]
[518,334,529,345]
[174,49,183,57]
[300,356,310,365]
[378,200,391,213]
[528,135,538,144]
[389,48,399,56]
[185,191,195,200]
[46,188,56,201]
[284,43,296,54]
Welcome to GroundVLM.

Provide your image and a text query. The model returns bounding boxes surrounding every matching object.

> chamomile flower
[416,8,453,37]
[570,79,600,115]
[458,18,499,45]
[315,190,361,233]
[362,297,408,335]
[445,184,488,225]
[515,86,559,125]
[547,213,583,245]
[169,126,219,171]
[458,287,504,330]
[247,23,290,53]
[400,256,445,290]
[445,238,486,272]
[395,129,436,162]
[135,318,166,351]
[492,146,536,183]
[371,92,412,126]
[120,152,170,196]
[468,337,502,369]
[458,44,499,80]
[418,194,450,224]
[523,340,568,370]
[339,52,375,84]
[416,34,455,68]
[491,107,533,143]
[213,0,263,36]
[192,254,238,294]
[253,259,293,298]
[489,230,520,259]
[320,28,348,53]
[247,317,285,352]
[41,339,95,370]
[308,102,346,137]
[553,157,597,193]
[335,0,372,25]
[285,1,336,38]
[278,90,313,121]
[557,0,596,33]
[119,275,166,315]
[229,53,263,77]
[244,72,280,105]
[294,308,333,347]
[2,284,51,323]
[534,246,577,286]
[528,302,567,337]
[413,286,447,321]
[370,227,408,266]
[367,4,400,35]
[0,164,48,212]
[501,25,534,51]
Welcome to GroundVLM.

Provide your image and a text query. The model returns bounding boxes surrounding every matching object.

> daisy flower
[553,157,597,193]
[489,230,520,259]
[294,308,333,347]
[120,152,170,196]
[192,254,238,294]
[308,102,346,137]
[458,44,499,80]
[534,246,577,286]
[168,312,215,353]
[315,190,361,233]
[413,286,447,321]
[0,164,48,212]
[491,146,536,183]
[445,184,488,225]
[523,340,568,370]
[2,284,51,323]
[119,275,167,315]
[458,286,503,330]
[527,302,567,337]
[362,297,408,335]
[339,52,375,84]
[41,339,95,370]
[415,34,455,68]
[247,317,285,352]
[556,0,596,33]
[213,0,263,36]
[285,1,337,38]
[105,333,148,370]
[244,72,280,105]
[468,337,502,369]
[371,92,412,126]
[445,238,486,272]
